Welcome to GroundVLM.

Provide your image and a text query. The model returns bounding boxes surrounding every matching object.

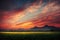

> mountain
[0,25,60,32]
[29,25,60,31]
[43,25,60,31]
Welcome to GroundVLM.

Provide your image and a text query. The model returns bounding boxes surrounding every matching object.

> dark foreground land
[0,32,60,40]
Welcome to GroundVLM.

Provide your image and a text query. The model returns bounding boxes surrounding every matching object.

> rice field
[0,32,58,34]
[0,32,60,40]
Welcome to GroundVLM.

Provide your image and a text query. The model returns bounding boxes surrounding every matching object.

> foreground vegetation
[0,32,60,40]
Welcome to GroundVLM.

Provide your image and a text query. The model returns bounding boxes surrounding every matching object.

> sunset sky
[0,0,60,30]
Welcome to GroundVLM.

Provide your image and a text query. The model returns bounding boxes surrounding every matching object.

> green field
[0,32,60,40]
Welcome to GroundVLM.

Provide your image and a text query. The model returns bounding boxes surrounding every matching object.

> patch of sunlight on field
[0,32,59,34]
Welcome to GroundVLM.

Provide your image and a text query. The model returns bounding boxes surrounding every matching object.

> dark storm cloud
[49,0,60,5]
[0,0,38,11]
[0,0,52,11]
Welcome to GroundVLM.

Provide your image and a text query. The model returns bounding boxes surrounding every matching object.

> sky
[0,0,60,30]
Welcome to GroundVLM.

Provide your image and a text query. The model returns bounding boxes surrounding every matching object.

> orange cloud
[16,22,35,30]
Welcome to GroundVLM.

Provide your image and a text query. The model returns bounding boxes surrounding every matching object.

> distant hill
[0,25,60,32]
[29,25,60,32]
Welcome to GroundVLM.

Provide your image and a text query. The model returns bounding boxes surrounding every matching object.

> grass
[0,32,60,40]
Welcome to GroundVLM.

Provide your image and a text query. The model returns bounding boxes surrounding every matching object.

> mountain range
[0,25,60,32]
